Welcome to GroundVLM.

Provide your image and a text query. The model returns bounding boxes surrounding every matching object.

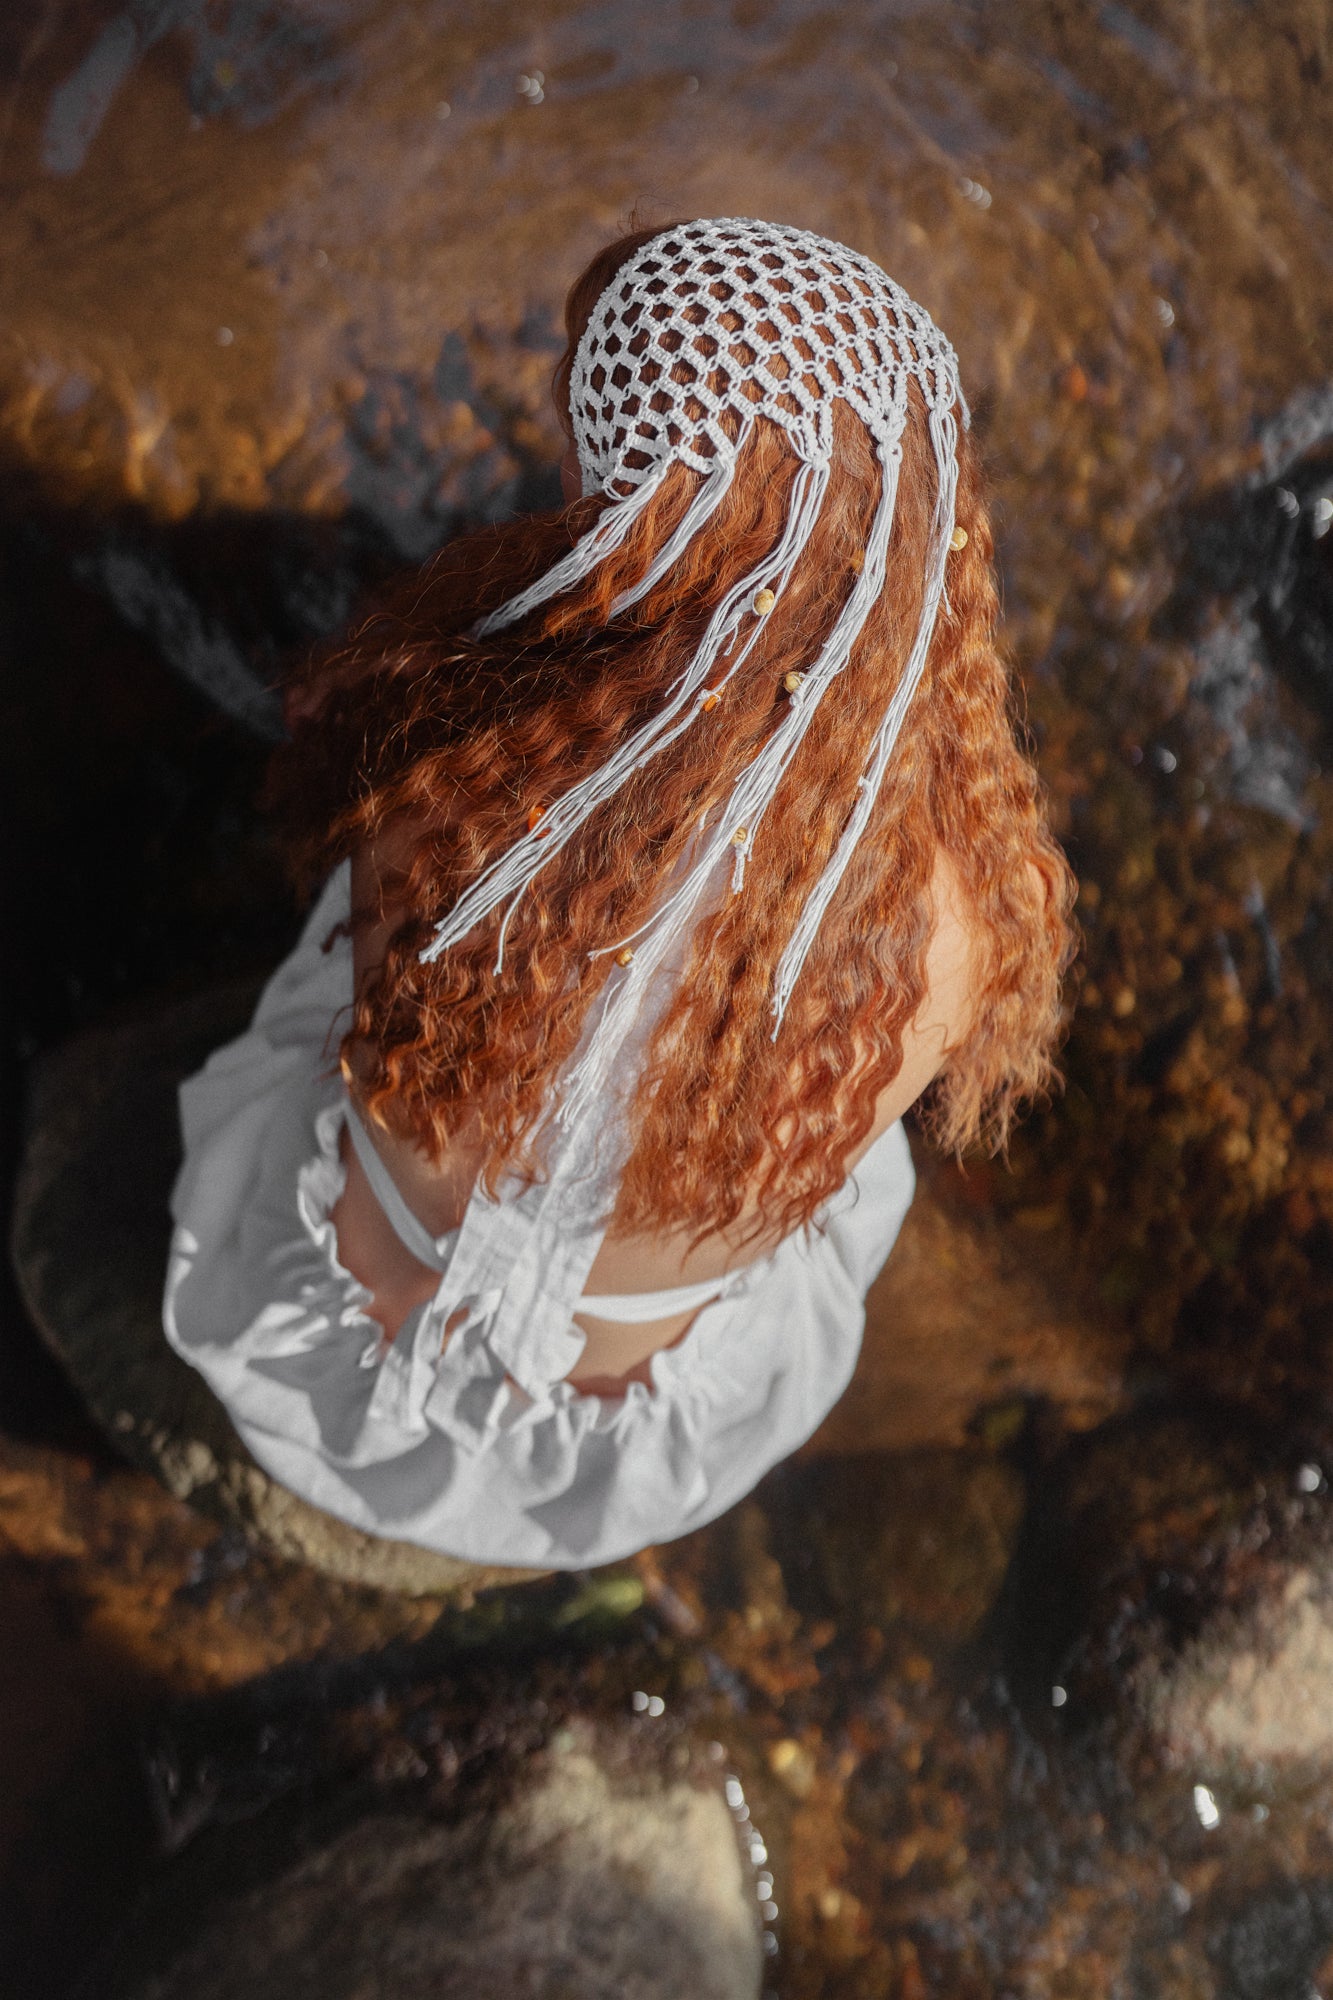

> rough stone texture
[9,981,544,1599]
[810,1154,1125,1455]
[1015,1407,1333,1781]
[98,1734,763,2000]
[784,1449,1027,1645]
[0,1431,447,1693]
[1142,1564,1333,1775]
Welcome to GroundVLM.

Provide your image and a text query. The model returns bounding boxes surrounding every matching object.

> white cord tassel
[420,454,832,972]
[472,460,670,638]
[770,404,960,1028]
[554,425,914,1122]
[607,447,741,616]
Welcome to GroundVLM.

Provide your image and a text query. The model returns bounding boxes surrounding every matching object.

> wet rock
[779,1447,1026,1645]
[1013,1409,1275,1702]
[0,1431,451,1693]
[96,1723,764,2000]
[1015,1408,1333,1777]
[1145,1564,1333,1777]
[1209,1878,1333,2000]
[812,1147,1125,1455]
[10,982,543,1599]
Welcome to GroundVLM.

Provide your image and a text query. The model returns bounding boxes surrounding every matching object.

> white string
[420,452,832,972]
[607,447,741,617]
[471,461,669,639]
[769,403,959,1026]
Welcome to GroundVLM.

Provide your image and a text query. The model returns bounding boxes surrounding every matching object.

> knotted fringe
[420,449,831,972]
[607,445,741,616]
[769,402,960,1027]
[421,399,959,1171]
[472,460,670,639]
[554,421,916,1130]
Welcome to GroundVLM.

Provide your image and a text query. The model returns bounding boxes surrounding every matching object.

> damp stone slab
[9,981,543,1600]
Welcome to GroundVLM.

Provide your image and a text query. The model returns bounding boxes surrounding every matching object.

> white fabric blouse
[164,864,915,1570]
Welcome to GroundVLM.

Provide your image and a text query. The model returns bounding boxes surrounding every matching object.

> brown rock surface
[3,0,1328,543]
[789,1448,1027,1644]
[0,1431,445,1692]
[810,1150,1126,1456]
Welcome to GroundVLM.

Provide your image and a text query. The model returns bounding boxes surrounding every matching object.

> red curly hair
[272,225,1076,1242]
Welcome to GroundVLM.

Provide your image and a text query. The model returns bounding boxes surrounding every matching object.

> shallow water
[4,1,1333,1994]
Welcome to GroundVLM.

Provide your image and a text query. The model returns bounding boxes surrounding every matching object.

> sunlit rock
[0,1432,446,1692]
[1017,1408,1333,1775]
[812,1149,1126,1455]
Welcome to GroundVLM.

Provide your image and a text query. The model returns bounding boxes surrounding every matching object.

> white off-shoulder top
[163,864,915,1570]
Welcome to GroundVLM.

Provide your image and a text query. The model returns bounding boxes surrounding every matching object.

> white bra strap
[576,1275,727,1323]
[343,1096,458,1273]
[345,1093,745,1324]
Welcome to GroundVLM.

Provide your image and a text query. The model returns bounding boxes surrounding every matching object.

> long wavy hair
[272,225,1076,1242]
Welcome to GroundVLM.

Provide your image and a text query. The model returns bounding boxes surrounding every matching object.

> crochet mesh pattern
[570,217,962,494]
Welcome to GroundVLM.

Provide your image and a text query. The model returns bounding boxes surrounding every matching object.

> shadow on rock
[82,1670,768,2000]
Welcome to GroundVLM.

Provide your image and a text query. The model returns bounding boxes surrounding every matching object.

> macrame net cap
[423,217,968,1185]
[569,217,963,496]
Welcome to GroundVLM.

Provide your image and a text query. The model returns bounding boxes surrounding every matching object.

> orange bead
[701,690,722,712]
[526,803,546,832]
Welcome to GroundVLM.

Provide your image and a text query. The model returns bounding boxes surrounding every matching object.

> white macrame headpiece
[421,217,966,1140]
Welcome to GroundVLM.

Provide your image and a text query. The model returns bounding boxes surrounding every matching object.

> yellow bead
[731,826,749,848]
[783,670,806,694]
[753,587,776,614]
[614,947,635,967]
[950,525,969,551]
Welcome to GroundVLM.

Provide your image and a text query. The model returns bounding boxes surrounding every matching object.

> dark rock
[94,1721,764,2000]
[10,982,544,1598]
[778,1447,1026,1645]
[1013,1407,1333,1776]
[1209,1877,1333,2000]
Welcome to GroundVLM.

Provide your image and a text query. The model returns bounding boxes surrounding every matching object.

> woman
[164,218,1075,1568]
